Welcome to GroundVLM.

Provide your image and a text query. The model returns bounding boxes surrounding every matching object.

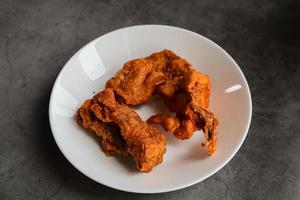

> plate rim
[48,24,252,193]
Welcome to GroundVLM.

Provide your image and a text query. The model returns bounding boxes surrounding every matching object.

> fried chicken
[87,88,167,172]
[147,105,218,155]
[76,99,128,156]
[106,50,192,105]
[148,69,218,155]
[106,50,218,155]
[76,49,218,173]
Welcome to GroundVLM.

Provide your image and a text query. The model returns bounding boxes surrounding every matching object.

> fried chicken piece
[76,99,128,156]
[90,88,167,172]
[78,49,218,163]
[106,49,218,155]
[106,50,192,105]
[147,107,218,155]
[148,70,218,155]
[184,70,218,155]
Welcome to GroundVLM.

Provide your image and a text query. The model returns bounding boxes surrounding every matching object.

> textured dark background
[0,0,299,199]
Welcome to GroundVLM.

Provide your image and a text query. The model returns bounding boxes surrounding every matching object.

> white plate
[49,25,252,193]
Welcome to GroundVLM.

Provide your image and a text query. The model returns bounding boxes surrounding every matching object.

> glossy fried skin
[106,49,218,155]
[90,88,167,172]
[76,100,128,156]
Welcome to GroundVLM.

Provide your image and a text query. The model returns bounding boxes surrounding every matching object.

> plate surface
[49,25,252,193]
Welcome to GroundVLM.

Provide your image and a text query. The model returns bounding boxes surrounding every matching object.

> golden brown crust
[78,88,167,172]
[76,100,128,156]
[147,69,217,155]
[106,50,218,155]
[76,49,219,173]
[106,50,192,105]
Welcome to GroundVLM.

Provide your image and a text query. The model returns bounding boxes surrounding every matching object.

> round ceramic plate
[49,25,252,193]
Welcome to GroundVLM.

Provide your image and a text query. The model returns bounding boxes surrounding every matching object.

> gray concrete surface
[0,0,299,199]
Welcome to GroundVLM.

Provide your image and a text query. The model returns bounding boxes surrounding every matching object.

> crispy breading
[106,50,192,105]
[76,49,219,174]
[107,50,218,155]
[76,100,128,156]
[89,88,167,172]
